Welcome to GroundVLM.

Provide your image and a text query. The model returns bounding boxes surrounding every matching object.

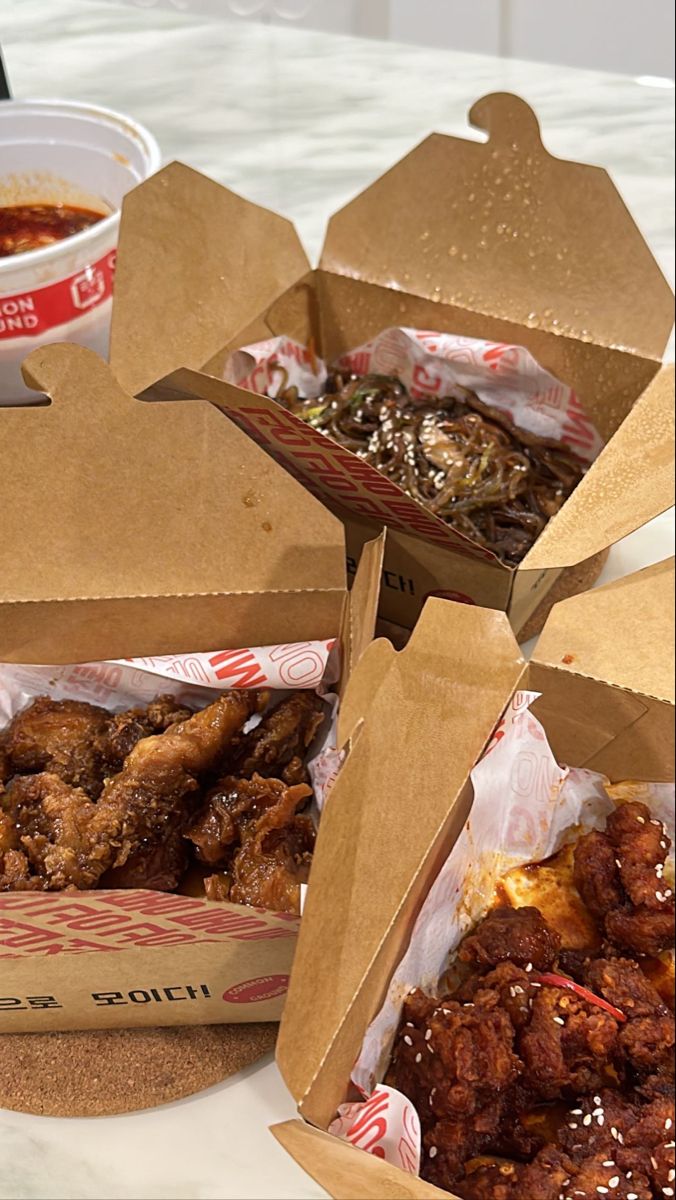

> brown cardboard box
[0,342,382,1033]
[270,557,675,1199]
[107,92,674,636]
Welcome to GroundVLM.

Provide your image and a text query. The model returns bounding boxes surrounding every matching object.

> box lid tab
[110,162,310,396]
[320,93,673,360]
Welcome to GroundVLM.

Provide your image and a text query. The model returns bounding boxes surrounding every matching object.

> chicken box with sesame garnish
[106,93,673,639]
[271,557,674,1200]
[0,342,382,1033]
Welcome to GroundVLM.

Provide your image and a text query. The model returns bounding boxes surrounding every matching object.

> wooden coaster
[0,1021,277,1116]
[376,550,609,649]
[516,549,609,643]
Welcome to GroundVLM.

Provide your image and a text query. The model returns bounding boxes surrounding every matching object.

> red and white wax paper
[328,1084,421,1176]
[336,692,674,1177]
[226,327,603,463]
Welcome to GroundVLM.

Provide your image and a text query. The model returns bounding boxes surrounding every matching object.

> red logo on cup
[424,589,476,605]
[70,266,106,310]
[222,974,290,1004]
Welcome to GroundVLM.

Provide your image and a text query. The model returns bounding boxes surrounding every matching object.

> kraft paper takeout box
[105,91,674,638]
[269,557,675,1199]
[0,342,382,1034]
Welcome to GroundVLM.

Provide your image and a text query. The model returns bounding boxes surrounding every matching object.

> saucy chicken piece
[574,804,674,958]
[585,957,675,1077]
[458,906,561,973]
[1,772,117,890]
[0,692,260,891]
[229,691,326,785]
[388,988,521,1183]
[3,696,109,795]
[97,694,193,774]
[186,774,289,867]
[99,824,189,892]
[519,982,619,1100]
[227,779,314,914]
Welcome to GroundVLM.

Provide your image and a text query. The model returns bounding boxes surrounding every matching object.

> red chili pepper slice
[535,973,627,1023]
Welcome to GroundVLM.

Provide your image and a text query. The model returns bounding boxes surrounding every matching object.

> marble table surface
[1,4,674,1198]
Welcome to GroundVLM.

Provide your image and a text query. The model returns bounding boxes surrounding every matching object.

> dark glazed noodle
[275,370,587,565]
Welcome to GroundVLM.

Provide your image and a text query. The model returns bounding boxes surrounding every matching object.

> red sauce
[0,203,106,258]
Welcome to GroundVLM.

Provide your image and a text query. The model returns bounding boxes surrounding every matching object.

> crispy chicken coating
[574,803,674,957]
[96,694,193,775]
[3,696,109,795]
[0,692,260,891]
[585,957,675,1078]
[458,906,561,973]
[229,691,326,785]
[203,776,314,914]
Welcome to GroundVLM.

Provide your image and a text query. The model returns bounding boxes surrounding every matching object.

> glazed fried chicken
[229,691,326,785]
[574,801,674,957]
[96,694,193,775]
[458,905,561,972]
[388,803,675,1199]
[3,696,110,795]
[0,692,262,892]
[197,775,314,914]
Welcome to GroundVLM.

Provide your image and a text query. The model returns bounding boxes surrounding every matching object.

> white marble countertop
[1,4,674,1198]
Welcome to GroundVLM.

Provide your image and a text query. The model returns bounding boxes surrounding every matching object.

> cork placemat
[376,549,609,649]
[0,1022,277,1117]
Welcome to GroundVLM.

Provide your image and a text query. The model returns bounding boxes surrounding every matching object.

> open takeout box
[0,342,382,1033]
[269,556,675,1199]
[106,92,674,637]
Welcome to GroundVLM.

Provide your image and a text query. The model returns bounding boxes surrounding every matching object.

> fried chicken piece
[519,982,619,1100]
[1,693,260,892]
[585,957,675,1077]
[454,962,540,1031]
[1,772,116,889]
[573,830,625,922]
[606,801,671,911]
[229,691,326,785]
[186,774,294,867]
[99,823,188,892]
[97,691,263,877]
[621,1093,676,1195]
[96,694,193,774]
[574,805,675,957]
[227,778,314,914]
[605,902,676,959]
[3,696,109,795]
[458,906,561,973]
[388,988,521,1184]
[204,872,231,901]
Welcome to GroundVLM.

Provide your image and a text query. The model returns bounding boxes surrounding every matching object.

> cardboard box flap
[271,1120,450,1199]
[533,557,675,703]
[521,365,675,571]
[345,533,386,678]
[276,598,524,1104]
[110,161,310,397]
[320,92,673,360]
[1,344,345,661]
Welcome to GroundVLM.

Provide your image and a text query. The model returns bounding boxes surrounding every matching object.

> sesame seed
[666,889,673,898]
[669,1172,676,1183]
[657,891,667,902]
[428,1146,437,1159]
[405,1022,414,1027]
[664,1190,674,1197]
[509,987,517,998]
[608,1179,620,1189]
[569,1123,579,1130]
[415,1053,422,1063]
[637,816,646,824]
[597,1116,605,1126]
[597,1188,609,1195]
[425,1029,432,1041]
[653,1159,660,1170]
[593,1108,604,1116]
[615,859,622,868]
[583,1115,593,1126]
[611,1127,619,1139]
[627,1194,638,1199]
[602,1161,615,1168]
[594,1097,602,1105]
[514,986,524,995]
[661,840,668,849]
[651,818,662,825]
[403,1035,413,1046]
[666,1142,676,1149]
[525,963,533,972]
[617,1133,624,1144]
[667,1119,674,1131]
[571,1109,583,1116]
[427,1043,434,1054]
[554,1017,566,1026]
